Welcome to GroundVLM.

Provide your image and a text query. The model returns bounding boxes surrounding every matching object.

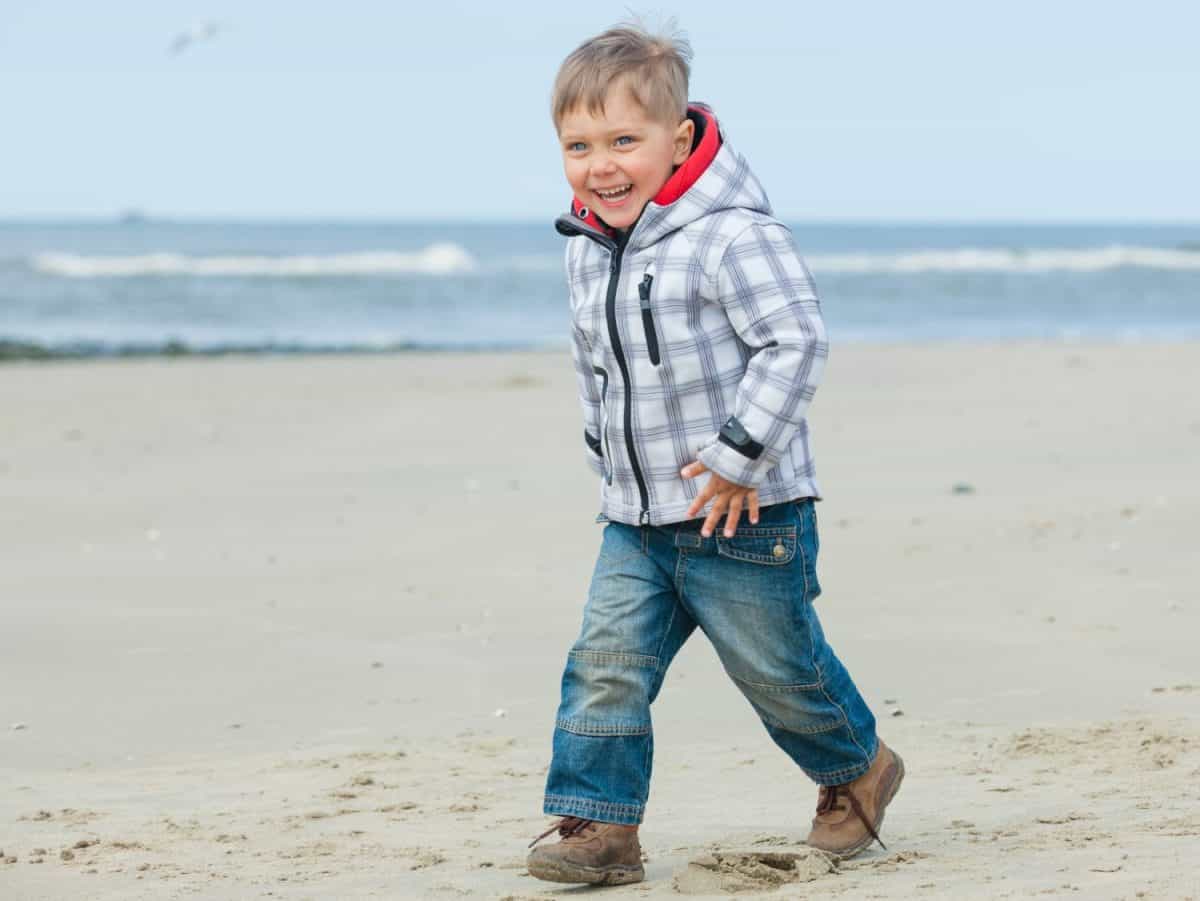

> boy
[528,23,903,886]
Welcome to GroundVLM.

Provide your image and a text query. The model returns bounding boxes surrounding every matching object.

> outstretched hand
[680,461,759,538]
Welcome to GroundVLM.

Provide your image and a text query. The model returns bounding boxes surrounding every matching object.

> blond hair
[551,21,692,131]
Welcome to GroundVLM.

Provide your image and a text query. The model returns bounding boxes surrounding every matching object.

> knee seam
[556,717,651,737]
[569,649,658,669]
[729,672,823,693]
[762,714,847,736]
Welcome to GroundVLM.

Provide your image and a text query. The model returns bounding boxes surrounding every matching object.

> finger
[686,475,710,518]
[724,494,744,538]
[702,496,727,538]
[686,486,713,520]
[680,460,708,479]
[748,490,760,524]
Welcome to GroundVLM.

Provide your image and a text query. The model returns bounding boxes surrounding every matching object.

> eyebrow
[559,124,644,142]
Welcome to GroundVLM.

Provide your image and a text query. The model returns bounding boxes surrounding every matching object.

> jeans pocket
[715,525,797,565]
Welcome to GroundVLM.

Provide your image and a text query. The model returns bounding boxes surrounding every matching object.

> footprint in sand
[374,802,419,816]
[18,808,104,825]
[674,848,836,894]
[399,847,447,871]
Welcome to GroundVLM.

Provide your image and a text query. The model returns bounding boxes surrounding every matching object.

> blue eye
[615,135,634,146]
[567,142,586,152]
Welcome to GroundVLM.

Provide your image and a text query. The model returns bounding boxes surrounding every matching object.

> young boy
[527,23,903,886]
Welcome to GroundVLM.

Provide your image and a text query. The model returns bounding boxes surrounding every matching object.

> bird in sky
[167,21,226,56]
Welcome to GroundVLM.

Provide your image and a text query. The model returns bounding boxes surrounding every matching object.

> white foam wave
[806,246,1200,274]
[31,243,1200,278]
[32,243,476,277]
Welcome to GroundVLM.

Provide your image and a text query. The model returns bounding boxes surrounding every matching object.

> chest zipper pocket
[592,365,613,485]
[638,272,661,366]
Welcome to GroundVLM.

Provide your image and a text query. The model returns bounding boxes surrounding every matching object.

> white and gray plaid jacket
[561,106,827,526]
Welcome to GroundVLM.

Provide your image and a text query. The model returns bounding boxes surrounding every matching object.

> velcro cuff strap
[717,415,764,460]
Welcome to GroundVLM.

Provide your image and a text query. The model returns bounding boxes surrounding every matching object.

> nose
[589,151,617,179]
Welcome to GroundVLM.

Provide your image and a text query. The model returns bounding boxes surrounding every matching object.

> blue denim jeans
[542,498,877,825]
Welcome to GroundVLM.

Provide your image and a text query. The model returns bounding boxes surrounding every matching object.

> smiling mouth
[593,184,633,204]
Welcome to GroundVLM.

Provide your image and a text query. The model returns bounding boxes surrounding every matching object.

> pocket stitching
[716,525,797,565]
[795,500,821,598]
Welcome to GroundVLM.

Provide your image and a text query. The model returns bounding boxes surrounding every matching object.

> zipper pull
[638,273,653,308]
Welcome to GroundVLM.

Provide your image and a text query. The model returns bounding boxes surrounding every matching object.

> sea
[2,220,1199,358]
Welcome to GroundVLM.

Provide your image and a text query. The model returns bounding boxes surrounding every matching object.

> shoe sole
[526,858,645,885]
[829,750,906,860]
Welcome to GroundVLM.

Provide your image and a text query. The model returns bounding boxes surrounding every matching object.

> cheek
[618,161,639,183]
[626,152,668,188]
[564,159,588,191]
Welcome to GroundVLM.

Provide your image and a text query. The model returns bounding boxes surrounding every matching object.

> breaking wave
[27,245,1200,279]
[31,243,476,277]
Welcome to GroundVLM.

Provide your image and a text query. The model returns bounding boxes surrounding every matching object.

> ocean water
[2,220,1199,357]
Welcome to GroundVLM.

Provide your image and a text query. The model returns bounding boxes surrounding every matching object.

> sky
[2,1,1198,222]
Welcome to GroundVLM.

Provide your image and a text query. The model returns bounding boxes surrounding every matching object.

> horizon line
[3,215,1199,228]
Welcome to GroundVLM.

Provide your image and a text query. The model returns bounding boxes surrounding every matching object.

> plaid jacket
[560,104,827,526]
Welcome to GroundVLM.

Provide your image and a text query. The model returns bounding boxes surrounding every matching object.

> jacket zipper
[638,273,660,366]
[555,214,652,525]
[605,236,652,524]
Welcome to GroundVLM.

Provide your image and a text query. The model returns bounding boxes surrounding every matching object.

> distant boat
[118,209,149,225]
[168,20,225,56]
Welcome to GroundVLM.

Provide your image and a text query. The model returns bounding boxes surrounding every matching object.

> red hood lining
[569,104,722,237]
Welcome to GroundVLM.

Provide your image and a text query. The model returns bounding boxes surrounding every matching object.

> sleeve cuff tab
[717,415,764,460]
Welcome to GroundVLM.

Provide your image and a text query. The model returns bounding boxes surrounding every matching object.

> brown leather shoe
[806,739,904,858]
[527,816,644,885]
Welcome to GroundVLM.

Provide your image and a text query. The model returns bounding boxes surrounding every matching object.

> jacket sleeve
[696,222,828,488]
[571,323,606,476]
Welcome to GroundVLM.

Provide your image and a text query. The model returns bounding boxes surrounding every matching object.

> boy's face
[558,85,695,231]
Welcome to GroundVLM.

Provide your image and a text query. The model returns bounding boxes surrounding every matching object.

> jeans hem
[806,733,879,786]
[544,794,644,825]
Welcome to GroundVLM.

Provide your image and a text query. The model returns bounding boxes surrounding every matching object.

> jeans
[542,498,877,825]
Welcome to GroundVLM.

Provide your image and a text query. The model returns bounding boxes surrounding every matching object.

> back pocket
[715,525,796,565]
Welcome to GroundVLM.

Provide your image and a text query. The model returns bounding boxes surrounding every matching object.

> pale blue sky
[2,1,1197,221]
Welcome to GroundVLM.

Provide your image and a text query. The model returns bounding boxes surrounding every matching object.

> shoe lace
[816,784,887,851]
[528,815,595,849]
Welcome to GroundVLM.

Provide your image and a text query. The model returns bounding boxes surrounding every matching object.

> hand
[680,461,759,538]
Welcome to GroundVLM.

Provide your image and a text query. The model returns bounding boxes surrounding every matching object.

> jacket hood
[558,103,772,252]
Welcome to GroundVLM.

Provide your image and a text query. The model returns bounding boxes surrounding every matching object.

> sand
[1,343,1198,899]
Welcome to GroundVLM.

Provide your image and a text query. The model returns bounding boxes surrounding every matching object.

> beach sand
[1,343,1198,899]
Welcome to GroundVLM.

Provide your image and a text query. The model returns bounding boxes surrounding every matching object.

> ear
[673,117,695,166]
